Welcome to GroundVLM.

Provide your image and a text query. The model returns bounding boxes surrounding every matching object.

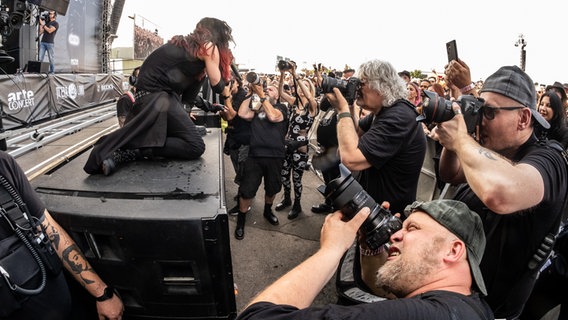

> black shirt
[248,103,288,158]
[41,20,58,44]
[357,100,427,215]
[236,290,493,320]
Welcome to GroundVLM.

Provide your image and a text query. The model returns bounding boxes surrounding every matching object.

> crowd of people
[4,14,568,320]
[222,58,568,320]
[214,53,568,319]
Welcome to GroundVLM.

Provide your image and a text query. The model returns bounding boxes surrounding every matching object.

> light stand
[514,34,527,72]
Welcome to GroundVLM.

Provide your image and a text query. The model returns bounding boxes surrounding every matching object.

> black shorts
[239,157,283,199]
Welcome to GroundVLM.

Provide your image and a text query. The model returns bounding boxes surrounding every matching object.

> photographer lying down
[235,199,494,320]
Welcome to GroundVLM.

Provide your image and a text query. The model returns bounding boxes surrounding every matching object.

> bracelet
[337,112,352,120]
[460,82,475,94]
[259,97,267,103]
[221,95,231,100]
[359,244,386,256]
[95,286,115,302]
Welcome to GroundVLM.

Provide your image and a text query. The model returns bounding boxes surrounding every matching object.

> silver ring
[454,108,463,115]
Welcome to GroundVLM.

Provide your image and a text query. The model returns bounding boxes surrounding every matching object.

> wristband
[460,82,475,94]
[259,97,267,103]
[359,244,386,256]
[95,286,115,302]
[221,95,231,100]
[337,111,352,120]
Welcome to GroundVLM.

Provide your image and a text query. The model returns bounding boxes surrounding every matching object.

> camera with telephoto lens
[278,60,293,71]
[416,90,484,134]
[246,71,261,85]
[319,76,360,111]
[246,71,267,93]
[317,163,402,250]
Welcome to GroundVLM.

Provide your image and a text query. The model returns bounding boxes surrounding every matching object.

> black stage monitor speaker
[27,60,49,73]
[33,129,236,319]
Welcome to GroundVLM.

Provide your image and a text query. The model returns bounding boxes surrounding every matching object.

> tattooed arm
[42,210,124,319]
[433,103,545,214]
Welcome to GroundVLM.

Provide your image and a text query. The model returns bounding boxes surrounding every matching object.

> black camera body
[416,90,484,134]
[317,164,402,250]
[39,12,50,21]
[278,60,292,71]
[319,76,360,111]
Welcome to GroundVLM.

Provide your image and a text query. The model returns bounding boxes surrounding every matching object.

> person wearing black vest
[0,151,123,319]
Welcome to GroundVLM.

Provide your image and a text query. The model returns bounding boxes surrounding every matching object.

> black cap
[398,70,410,78]
[405,200,487,295]
[480,66,549,129]
[545,81,567,102]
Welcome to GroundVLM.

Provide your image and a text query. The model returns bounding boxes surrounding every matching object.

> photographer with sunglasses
[431,61,568,319]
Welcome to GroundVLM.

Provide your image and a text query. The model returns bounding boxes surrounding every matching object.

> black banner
[0,73,122,129]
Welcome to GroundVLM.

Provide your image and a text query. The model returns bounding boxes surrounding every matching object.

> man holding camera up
[38,10,59,74]
[324,59,426,216]
[233,78,288,240]
[432,61,568,319]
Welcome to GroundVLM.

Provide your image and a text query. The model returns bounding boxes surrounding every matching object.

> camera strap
[0,174,49,296]
[0,177,33,235]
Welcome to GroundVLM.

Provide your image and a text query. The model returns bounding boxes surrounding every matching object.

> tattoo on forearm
[46,222,60,250]
[62,244,95,285]
[478,147,496,160]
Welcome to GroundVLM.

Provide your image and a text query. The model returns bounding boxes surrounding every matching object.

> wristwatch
[95,286,115,302]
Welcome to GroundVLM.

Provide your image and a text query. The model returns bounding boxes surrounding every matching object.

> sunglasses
[482,105,524,120]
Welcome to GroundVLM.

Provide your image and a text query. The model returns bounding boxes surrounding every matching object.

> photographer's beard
[375,236,443,298]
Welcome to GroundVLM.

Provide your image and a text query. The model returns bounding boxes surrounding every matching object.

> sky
[112,0,568,86]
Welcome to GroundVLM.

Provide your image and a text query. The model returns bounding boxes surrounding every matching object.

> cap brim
[531,109,550,130]
[468,247,487,296]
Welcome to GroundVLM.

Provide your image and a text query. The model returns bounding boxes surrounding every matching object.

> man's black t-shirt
[454,136,568,318]
[357,100,426,215]
[248,103,288,158]
[236,290,493,320]
[41,20,59,44]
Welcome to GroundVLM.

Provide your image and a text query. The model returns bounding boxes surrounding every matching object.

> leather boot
[263,208,279,226]
[234,212,246,240]
[275,193,291,211]
[102,149,141,176]
[288,200,302,220]
[311,202,333,214]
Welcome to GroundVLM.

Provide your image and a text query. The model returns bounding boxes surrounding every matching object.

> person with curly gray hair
[324,59,426,215]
